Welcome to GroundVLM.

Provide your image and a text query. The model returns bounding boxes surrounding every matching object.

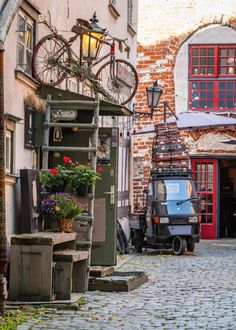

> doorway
[219,159,236,238]
[192,159,217,239]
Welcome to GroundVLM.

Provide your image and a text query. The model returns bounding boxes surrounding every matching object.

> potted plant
[41,193,83,232]
[40,165,68,193]
[68,165,102,196]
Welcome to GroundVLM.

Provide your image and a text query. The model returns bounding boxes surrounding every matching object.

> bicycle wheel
[95,59,138,105]
[32,34,72,86]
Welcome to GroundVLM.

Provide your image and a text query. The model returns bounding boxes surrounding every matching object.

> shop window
[17,10,35,75]
[189,45,236,111]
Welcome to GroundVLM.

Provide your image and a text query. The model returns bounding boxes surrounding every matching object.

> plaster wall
[3,0,138,235]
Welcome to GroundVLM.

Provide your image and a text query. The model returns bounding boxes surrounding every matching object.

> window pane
[190,81,214,110]
[207,100,214,108]
[26,50,32,74]
[226,100,233,108]
[218,81,236,110]
[208,82,214,90]
[18,15,25,43]
[219,91,225,99]
[208,91,214,99]
[192,48,199,56]
[207,66,214,75]
[208,48,214,56]
[192,67,198,75]
[220,58,226,65]
[220,49,227,56]
[5,130,13,174]
[17,12,35,75]
[220,67,227,74]
[200,57,206,65]
[200,48,206,56]
[26,23,33,49]
[227,81,233,89]
[229,48,234,57]
[18,43,24,65]
[200,82,206,89]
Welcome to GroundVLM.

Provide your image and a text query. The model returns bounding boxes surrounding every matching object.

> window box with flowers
[41,193,83,232]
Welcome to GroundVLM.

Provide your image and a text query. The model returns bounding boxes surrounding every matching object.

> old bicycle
[32,14,138,105]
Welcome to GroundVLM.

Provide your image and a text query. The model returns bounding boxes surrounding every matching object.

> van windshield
[153,179,199,215]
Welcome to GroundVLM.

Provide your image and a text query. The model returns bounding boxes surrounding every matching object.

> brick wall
[133,0,236,210]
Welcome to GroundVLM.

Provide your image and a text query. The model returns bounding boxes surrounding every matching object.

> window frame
[5,120,15,175]
[17,9,36,75]
[127,0,134,28]
[189,44,236,111]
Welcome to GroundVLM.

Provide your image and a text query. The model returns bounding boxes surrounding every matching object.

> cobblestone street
[17,240,236,330]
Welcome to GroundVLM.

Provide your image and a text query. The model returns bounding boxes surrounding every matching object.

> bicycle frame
[33,19,138,105]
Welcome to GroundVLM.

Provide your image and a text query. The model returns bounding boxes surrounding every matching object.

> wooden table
[9,232,85,302]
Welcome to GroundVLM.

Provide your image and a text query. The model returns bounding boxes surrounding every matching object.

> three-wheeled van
[130,168,201,255]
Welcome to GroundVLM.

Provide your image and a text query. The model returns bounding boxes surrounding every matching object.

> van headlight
[189,216,198,223]
[160,217,169,223]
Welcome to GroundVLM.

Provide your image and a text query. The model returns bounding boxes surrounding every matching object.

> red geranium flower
[50,168,58,175]
[97,167,103,173]
[63,156,71,164]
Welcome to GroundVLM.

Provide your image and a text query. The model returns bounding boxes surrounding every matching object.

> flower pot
[76,184,89,196]
[48,183,66,194]
[58,217,74,232]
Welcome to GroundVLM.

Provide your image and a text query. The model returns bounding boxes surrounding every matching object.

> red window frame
[189,45,236,111]
[191,159,217,240]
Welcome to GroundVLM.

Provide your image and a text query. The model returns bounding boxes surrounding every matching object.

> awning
[134,111,236,134]
[38,84,132,116]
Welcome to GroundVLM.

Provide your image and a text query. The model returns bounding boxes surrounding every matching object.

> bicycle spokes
[95,59,138,105]
[32,35,72,86]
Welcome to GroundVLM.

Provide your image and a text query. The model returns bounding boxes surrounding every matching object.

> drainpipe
[0,45,7,315]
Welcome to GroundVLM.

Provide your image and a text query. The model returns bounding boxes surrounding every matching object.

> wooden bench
[53,250,89,300]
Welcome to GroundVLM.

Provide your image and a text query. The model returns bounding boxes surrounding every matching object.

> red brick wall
[133,2,236,210]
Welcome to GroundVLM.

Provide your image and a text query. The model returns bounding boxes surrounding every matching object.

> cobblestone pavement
[17,240,236,330]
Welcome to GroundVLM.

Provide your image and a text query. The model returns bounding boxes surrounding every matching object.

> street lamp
[146,80,163,118]
[81,13,106,62]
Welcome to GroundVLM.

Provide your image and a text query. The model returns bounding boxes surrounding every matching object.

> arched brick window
[174,24,236,114]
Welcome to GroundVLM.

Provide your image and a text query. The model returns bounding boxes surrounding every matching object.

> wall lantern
[81,12,106,62]
[133,80,178,122]
[146,80,163,118]
[133,80,163,119]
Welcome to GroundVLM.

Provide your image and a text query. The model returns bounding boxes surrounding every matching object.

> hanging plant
[25,94,46,113]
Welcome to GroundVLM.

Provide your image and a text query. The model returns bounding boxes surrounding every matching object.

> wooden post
[86,94,100,289]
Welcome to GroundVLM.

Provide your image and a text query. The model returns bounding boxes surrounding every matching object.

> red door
[191,159,217,239]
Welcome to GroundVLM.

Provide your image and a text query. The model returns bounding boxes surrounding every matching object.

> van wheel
[187,242,195,252]
[172,236,186,255]
[133,230,143,253]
